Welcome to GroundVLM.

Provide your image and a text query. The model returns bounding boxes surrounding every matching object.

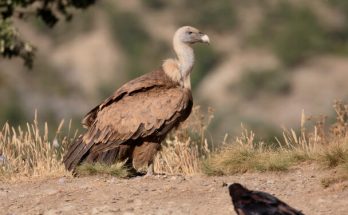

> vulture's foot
[127,167,145,177]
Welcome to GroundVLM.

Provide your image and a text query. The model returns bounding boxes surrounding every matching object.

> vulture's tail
[63,136,124,173]
[85,147,121,164]
[63,135,94,172]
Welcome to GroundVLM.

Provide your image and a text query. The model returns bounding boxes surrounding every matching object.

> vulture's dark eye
[188,31,193,35]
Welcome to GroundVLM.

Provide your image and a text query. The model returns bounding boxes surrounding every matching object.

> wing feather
[83,85,192,153]
[82,70,171,128]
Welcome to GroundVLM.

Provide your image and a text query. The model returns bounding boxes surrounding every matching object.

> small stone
[58,178,65,184]
[266,180,274,184]
[0,155,6,165]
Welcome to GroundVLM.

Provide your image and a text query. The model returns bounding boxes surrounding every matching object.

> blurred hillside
[1,0,348,141]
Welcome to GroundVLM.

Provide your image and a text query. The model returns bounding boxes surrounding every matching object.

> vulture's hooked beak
[200,34,210,44]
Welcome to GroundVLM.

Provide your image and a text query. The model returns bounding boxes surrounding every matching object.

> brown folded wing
[82,71,192,153]
[82,70,173,128]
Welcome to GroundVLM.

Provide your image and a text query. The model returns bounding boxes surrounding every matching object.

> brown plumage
[228,183,305,215]
[63,26,210,175]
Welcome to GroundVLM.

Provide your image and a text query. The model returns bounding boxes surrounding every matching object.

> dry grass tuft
[205,101,348,181]
[321,144,348,168]
[320,175,348,189]
[154,106,213,175]
[203,127,299,175]
[0,112,75,181]
[76,162,129,178]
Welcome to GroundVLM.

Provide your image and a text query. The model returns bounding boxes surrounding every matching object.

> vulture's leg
[145,162,155,176]
[132,142,161,175]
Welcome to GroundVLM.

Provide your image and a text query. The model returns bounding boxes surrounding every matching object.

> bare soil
[1,165,348,215]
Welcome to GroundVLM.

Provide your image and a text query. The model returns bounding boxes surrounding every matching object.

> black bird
[228,183,305,215]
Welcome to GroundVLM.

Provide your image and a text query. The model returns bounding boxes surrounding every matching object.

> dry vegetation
[76,162,129,178]
[1,103,348,186]
[204,101,348,187]
[154,106,213,175]
[0,112,76,181]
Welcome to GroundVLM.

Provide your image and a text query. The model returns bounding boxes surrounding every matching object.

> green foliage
[0,19,35,67]
[0,0,96,67]
[1,0,96,24]
[237,69,291,98]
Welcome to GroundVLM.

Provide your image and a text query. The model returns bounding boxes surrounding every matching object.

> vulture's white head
[174,26,210,45]
[164,26,210,89]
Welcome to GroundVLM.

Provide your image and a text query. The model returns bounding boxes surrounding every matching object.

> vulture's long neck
[174,40,194,89]
[162,37,194,89]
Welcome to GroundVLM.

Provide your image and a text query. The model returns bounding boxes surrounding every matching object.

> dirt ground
[1,165,348,215]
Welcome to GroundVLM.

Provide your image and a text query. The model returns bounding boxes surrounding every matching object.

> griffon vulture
[63,26,210,175]
[228,183,305,215]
